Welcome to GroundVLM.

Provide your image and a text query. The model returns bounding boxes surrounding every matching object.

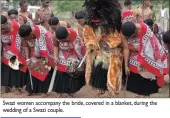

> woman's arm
[21,38,29,60]
[121,33,130,75]
[53,34,59,63]
[21,38,30,67]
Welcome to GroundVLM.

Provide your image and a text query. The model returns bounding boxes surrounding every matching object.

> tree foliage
[56,0,84,15]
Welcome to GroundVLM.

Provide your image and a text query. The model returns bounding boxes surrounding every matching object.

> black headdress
[83,0,122,33]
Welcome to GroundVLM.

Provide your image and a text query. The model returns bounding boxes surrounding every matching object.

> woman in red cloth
[1,15,28,94]
[8,9,19,22]
[121,10,138,85]
[52,27,85,97]
[144,19,168,54]
[121,21,168,97]
[163,30,170,79]
[18,24,54,97]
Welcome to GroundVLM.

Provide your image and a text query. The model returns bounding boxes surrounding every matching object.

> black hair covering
[83,0,122,33]
[163,30,170,44]
[144,19,153,26]
[55,27,68,40]
[48,17,59,25]
[8,9,18,16]
[1,15,7,24]
[18,25,32,38]
[75,11,86,19]
[122,21,136,37]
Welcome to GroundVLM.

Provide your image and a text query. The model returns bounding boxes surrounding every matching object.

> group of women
[1,0,169,98]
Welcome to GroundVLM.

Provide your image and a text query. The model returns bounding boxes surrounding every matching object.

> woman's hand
[26,59,30,68]
[125,66,130,75]
[54,57,59,65]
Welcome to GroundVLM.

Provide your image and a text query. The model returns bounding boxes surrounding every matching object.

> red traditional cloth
[129,23,168,87]
[57,28,85,72]
[1,20,27,72]
[45,31,54,53]
[29,25,53,81]
[45,31,55,68]
[122,10,134,22]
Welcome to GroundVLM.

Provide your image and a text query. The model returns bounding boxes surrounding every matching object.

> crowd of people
[1,0,169,98]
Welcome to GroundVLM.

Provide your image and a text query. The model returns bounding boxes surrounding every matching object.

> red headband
[122,11,134,20]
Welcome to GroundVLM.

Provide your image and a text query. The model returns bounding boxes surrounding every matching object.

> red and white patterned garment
[128,23,168,87]
[122,10,135,24]
[57,28,85,72]
[1,20,27,72]
[23,25,54,81]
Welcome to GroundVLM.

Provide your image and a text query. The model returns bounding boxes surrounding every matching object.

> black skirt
[122,59,126,85]
[1,62,28,88]
[90,62,108,91]
[52,71,85,94]
[126,72,160,96]
[25,69,53,94]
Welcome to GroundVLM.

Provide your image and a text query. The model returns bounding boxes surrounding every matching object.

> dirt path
[1,84,169,98]
[1,75,169,98]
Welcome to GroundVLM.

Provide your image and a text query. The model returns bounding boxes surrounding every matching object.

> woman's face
[9,14,18,21]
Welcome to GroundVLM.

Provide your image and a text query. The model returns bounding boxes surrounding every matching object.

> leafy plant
[55,0,84,17]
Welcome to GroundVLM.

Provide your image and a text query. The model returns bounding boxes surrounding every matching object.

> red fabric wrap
[129,23,168,87]
[29,25,52,81]
[57,28,79,72]
[122,10,133,20]
[2,20,27,72]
